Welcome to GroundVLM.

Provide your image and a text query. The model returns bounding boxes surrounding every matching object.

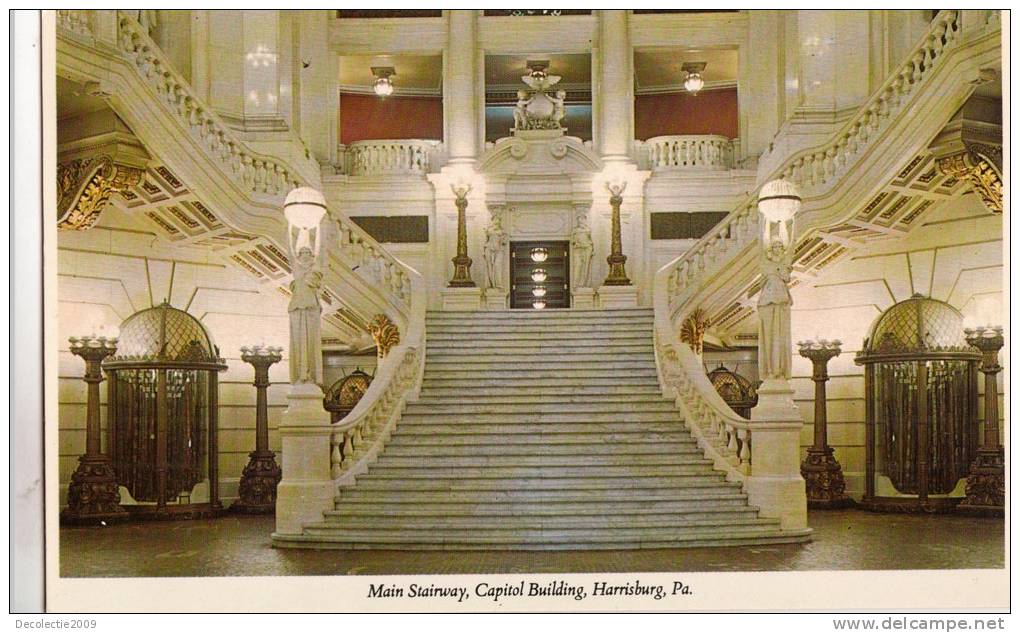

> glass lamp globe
[531,269,547,282]
[757,179,802,224]
[531,247,549,263]
[532,300,547,310]
[374,76,394,97]
[283,187,327,230]
[684,71,705,94]
[532,286,547,298]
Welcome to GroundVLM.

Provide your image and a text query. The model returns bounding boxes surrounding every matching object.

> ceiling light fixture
[372,66,395,97]
[530,247,549,262]
[682,62,706,95]
[532,286,547,298]
[531,268,547,282]
[532,300,546,310]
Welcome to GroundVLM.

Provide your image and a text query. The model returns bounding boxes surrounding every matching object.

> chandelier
[372,66,395,97]
[682,62,706,95]
[530,268,547,282]
[530,247,549,262]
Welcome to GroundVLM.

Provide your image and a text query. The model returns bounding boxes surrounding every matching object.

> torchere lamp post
[797,339,854,508]
[959,326,1005,515]
[61,335,126,524]
[449,182,476,287]
[602,179,631,286]
[233,344,284,514]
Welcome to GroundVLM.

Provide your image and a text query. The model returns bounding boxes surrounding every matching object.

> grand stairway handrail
[652,10,999,483]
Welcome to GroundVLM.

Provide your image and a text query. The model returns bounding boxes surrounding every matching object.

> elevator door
[510,240,570,309]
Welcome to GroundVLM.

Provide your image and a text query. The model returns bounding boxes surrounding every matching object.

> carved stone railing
[653,9,999,484]
[328,268,427,486]
[640,135,735,171]
[337,139,443,176]
[114,12,319,194]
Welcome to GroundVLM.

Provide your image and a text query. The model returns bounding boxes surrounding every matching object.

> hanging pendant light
[530,247,549,262]
[532,300,546,310]
[532,286,547,298]
[371,66,395,97]
[682,62,706,95]
[530,268,547,282]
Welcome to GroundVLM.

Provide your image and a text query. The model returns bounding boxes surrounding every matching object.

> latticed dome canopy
[858,294,977,360]
[109,302,222,366]
[708,366,758,405]
[323,369,374,421]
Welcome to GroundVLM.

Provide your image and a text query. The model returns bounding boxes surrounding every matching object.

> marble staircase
[277,309,812,550]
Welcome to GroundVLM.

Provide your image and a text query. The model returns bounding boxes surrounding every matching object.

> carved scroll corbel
[936,149,1002,214]
[679,308,711,355]
[57,155,145,231]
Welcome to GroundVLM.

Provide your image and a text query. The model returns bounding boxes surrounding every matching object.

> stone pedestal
[442,286,483,311]
[572,287,596,309]
[272,383,335,537]
[749,382,809,530]
[483,287,508,310]
[598,285,638,309]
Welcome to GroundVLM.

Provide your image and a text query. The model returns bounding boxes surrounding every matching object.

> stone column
[205,10,284,126]
[444,10,480,164]
[233,345,284,514]
[61,336,126,525]
[959,326,1004,515]
[797,340,853,509]
[596,10,633,161]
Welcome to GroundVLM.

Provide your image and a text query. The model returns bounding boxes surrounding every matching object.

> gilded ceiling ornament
[368,314,400,359]
[57,156,144,231]
[935,149,1002,214]
[679,308,711,355]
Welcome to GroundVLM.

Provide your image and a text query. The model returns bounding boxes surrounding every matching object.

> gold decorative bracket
[679,308,711,355]
[368,314,400,359]
[57,131,149,231]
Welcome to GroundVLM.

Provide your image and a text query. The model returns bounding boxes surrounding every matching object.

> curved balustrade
[642,135,735,171]
[328,267,427,485]
[340,140,443,176]
[113,12,318,195]
[652,10,997,484]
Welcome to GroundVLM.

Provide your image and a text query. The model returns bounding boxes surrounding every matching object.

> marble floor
[60,509,1004,577]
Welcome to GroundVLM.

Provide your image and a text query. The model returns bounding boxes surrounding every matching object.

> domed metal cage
[707,365,759,419]
[104,303,227,518]
[855,294,980,512]
[323,368,374,423]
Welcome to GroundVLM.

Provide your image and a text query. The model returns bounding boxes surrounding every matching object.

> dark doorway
[510,240,570,309]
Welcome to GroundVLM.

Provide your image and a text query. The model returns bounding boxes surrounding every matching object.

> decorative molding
[679,308,710,355]
[368,314,400,358]
[935,150,1002,213]
[57,156,144,231]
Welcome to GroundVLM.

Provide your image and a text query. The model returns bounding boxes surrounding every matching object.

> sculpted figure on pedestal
[570,208,594,288]
[288,244,324,386]
[757,238,793,381]
[483,210,508,289]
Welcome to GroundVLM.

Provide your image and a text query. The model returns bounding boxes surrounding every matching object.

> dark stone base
[231,450,282,515]
[958,448,1004,517]
[801,447,853,509]
[60,455,128,526]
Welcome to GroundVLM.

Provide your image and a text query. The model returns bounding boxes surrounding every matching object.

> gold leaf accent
[936,150,1002,214]
[679,308,711,355]
[57,156,144,231]
[368,314,400,359]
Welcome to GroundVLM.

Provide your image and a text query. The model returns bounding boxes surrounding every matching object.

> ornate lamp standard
[960,325,1004,515]
[602,179,631,286]
[61,335,126,524]
[448,182,475,287]
[233,344,284,514]
[798,339,853,508]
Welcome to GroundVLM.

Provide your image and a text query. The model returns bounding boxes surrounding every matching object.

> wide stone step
[363,463,718,479]
[314,514,774,532]
[386,431,694,446]
[421,377,662,389]
[428,325,652,335]
[372,453,710,468]
[411,394,670,406]
[427,309,651,321]
[423,368,661,380]
[419,385,664,398]
[343,475,732,493]
[426,338,653,350]
[425,358,655,370]
[427,345,654,356]
[380,440,699,457]
[287,524,800,550]
[403,401,675,415]
[424,352,654,364]
[337,483,742,503]
[428,331,652,342]
[395,423,684,437]
[328,500,757,519]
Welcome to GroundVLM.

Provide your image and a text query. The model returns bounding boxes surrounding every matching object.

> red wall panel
[339,93,444,144]
[634,88,738,140]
